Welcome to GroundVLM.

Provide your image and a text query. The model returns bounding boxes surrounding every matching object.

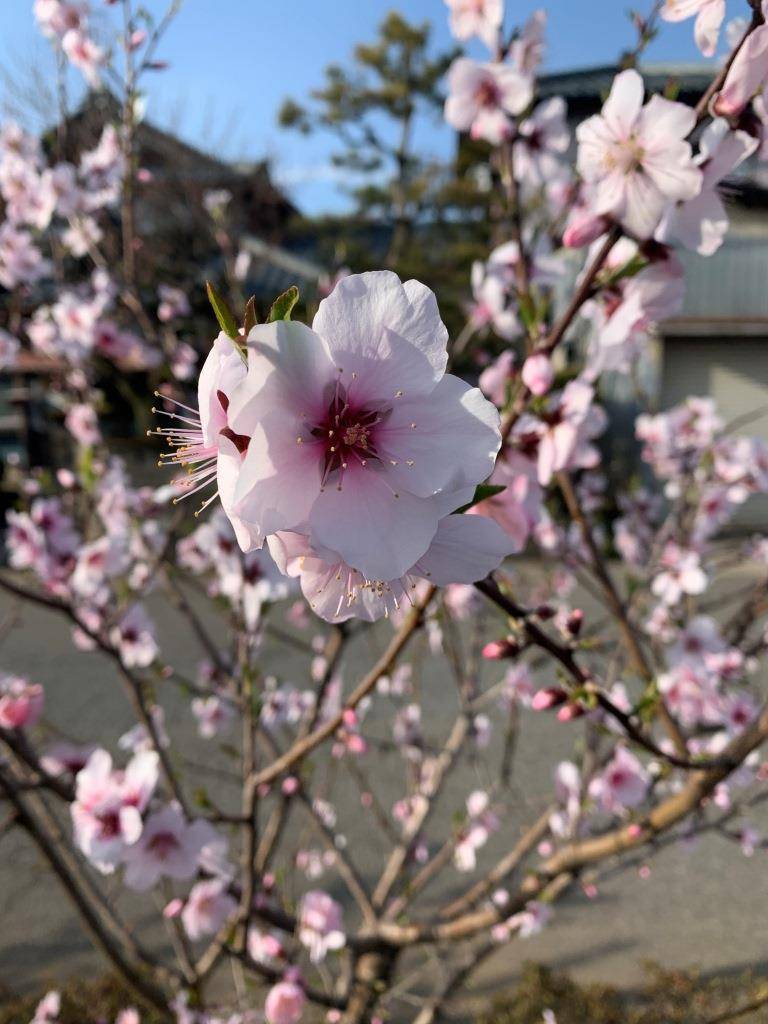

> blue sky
[0,0,736,213]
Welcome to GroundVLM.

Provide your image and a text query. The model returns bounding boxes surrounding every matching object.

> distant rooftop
[538,62,712,103]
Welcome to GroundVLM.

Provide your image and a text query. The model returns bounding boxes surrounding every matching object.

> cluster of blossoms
[34,0,105,85]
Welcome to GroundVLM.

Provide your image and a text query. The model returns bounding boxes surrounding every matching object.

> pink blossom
[228,272,502,583]
[509,9,546,76]
[714,7,768,117]
[471,444,542,551]
[576,69,702,238]
[80,126,125,209]
[34,1,88,38]
[157,284,191,323]
[479,350,516,405]
[110,604,159,668]
[62,215,103,257]
[582,240,685,377]
[267,508,512,623]
[589,746,649,814]
[181,878,237,940]
[191,694,236,739]
[536,379,605,485]
[65,403,101,446]
[651,542,707,605]
[30,990,60,1024]
[661,0,725,57]
[444,0,503,50]
[521,353,554,396]
[514,97,570,187]
[657,120,757,256]
[0,223,50,288]
[454,790,499,871]
[265,978,306,1024]
[445,58,533,145]
[122,802,217,891]
[247,928,286,964]
[298,890,345,962]
[549,760,581,838]
[71,749,158,872]
[470,264,520,339]
[61,29,104,85]
[156,332,260,549]
[0,675,44,730]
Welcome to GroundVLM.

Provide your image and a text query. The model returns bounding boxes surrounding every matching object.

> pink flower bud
[521,353,554,397]
[531,687,568,711]
[482,637,519,660]
[638,864,651,880]
[163,898,184,919]
[281,776,300,796]
[557,702,585,722]
[341,709,358,728]
[129,29,147,49]
[627,823,643,839]
[346,734,367,755]
[562,210,610,249]
[582,883,598,899]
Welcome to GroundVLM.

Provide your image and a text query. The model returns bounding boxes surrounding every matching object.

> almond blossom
[0,674,44,730]
[444,0,503,50]
[536,379,606,485]
[297,890,345,962]
[228,272,503,583]
[651,542,708,605]
[444,58,533,144]
[513,97,570,188]
[713,3,768,117]
[657,119,758,256]
[110,604,159,668]
[71,749,158,873]
[181,878,238,940]
[576,69,702,238]
[267,508,513,623]
[122,802,217,891]
[588,746,649,814]
[661,0,726,57]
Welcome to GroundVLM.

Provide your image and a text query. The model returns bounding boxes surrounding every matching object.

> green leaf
[268,286,299,322]
[454,483,506,514]
[206,280,239,341]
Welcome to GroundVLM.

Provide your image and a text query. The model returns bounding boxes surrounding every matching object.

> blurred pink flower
[445,58,533,144]
[576,69,701,238]
[661,0,725,56]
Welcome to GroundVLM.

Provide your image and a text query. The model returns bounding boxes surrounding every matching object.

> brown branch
[249,587,435,789]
